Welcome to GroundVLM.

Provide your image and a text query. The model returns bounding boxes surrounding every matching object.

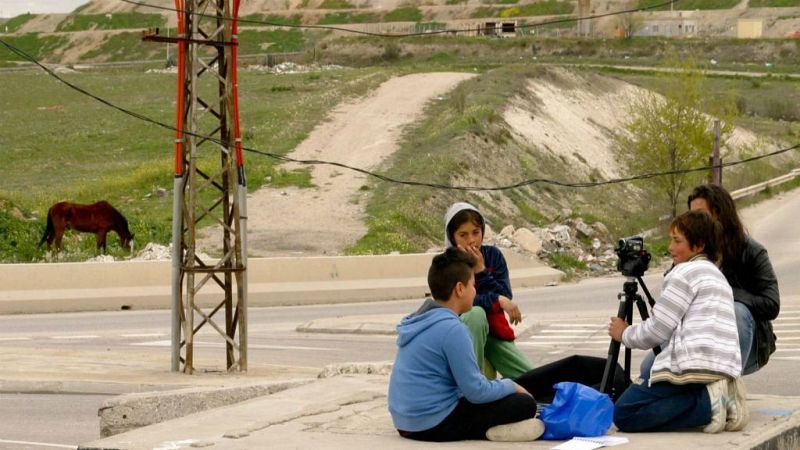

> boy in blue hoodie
[387,248,544,442]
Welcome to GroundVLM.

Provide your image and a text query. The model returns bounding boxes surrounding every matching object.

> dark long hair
[687,184,746,276]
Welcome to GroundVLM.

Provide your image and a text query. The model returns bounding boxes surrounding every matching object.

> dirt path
[224,72,475,257]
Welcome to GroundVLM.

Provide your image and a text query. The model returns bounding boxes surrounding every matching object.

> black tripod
[600,276,658,400]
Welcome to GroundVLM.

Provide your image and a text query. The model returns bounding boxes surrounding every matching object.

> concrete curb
[77,374,800,450]
[0,251,563,314]
[99,379,314,437]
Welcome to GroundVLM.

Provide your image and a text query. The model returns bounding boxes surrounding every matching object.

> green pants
[461,306,534,379]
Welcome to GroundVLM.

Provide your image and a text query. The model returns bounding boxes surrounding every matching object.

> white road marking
[130,340,340,351]
[119,333,165,338]
[50,335,100,340]
[0,439,76,449]
[0,337,31,341]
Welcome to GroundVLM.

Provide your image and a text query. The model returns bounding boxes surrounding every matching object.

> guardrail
[730,168,800,200]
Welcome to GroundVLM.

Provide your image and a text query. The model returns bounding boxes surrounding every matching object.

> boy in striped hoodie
[608,210,748,433]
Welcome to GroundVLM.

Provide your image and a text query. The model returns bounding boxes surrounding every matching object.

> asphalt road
[0,187,798,448]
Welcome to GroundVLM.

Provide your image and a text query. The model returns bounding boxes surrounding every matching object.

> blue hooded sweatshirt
[387,299,516,432]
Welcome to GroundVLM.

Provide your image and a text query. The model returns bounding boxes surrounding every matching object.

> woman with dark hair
[687,184,780,375]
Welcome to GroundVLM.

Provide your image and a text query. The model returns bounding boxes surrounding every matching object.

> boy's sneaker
[703,378,729,433]
[725,377,749,431]
[486,418,545,442]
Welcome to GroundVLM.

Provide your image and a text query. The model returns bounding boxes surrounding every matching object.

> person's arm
[734,245,780,321]
[620,271,691,350]
[473,246,512,310]
[443,323,516,403]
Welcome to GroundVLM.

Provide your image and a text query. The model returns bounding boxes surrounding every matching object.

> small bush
[382,41,401,61]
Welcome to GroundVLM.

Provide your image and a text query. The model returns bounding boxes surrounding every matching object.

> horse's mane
[100,201,130,233]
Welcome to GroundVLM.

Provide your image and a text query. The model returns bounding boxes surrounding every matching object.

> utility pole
[143,0,248,374]
[710,119,722,186]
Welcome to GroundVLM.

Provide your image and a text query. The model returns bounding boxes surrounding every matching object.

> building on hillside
[635,14,702,37]
[472,20,518,38]
[737,19,764,39]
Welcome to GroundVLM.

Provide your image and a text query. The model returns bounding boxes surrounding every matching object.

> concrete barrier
[0,250,563,314]
[730,168,800,200]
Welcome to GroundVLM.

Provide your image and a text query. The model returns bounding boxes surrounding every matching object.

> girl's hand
[498,295,522,325]
[608,317,628,342]
[459,244,485,273]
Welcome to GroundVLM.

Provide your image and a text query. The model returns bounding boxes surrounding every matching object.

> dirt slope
[196,68,760,257]
[200,72,476,257]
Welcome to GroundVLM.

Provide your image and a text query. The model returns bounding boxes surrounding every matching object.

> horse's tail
[38,208,54,248]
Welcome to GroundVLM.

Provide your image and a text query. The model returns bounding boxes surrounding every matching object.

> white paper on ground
[551,436,629,450]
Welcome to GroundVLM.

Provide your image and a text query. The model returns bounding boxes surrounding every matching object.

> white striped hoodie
[622,255,741,385]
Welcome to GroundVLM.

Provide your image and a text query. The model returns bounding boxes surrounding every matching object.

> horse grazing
[38,201,134,254]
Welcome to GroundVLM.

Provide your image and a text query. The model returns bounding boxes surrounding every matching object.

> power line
[119,0,676,38]
[1,36,797,192]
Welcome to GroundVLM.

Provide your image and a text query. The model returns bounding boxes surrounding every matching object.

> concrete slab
[79,374,800,450]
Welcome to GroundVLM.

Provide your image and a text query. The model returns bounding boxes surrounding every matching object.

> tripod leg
[600,296,628,397]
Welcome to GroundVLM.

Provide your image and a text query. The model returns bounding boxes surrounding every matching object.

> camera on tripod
[615,236,651,278]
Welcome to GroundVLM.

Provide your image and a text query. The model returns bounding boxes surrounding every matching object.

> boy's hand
[608,317,627,342]
[514,382,532,397]
[498,296,522,325]
[459,244,485,273]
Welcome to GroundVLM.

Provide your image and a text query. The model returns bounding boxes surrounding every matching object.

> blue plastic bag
[539,381,614,440]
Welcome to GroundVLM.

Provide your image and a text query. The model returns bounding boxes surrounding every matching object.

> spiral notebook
[551,435,629,450]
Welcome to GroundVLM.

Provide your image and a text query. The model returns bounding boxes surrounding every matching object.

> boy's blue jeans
[614,382,711,432]
[639,302,757,380]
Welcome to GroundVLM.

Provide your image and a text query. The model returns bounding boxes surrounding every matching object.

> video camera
[615,236,651,278]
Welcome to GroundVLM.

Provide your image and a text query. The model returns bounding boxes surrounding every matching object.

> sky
[1,0,90,18]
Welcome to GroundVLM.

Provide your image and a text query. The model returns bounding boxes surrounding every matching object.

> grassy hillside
[1,32,799,262]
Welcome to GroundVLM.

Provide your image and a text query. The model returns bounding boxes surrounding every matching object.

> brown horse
[38,201,134,254]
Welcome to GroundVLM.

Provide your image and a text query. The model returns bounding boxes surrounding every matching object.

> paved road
[0,187,798,447]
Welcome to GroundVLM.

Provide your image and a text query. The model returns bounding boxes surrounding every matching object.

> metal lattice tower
[146,0,248,373]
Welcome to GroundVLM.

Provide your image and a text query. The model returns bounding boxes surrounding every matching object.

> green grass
[241,14,303,26]
[3,13,36,32]
[82,31,166,62]
[544,253,587,281]
[471,0,573,18]
[238,29,308,53]
[749,0,800,5]
[383,7,423,23]
[0,66,393,262]
[0,33,69,63]
[55,13,166,32]
[319,0,356,8]
[513,1,574,16]
[638,0,739,10]
[317,12,381,25]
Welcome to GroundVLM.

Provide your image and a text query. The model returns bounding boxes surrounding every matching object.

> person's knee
[462,307,488,333]
[508,393,538,419]
[613,402,642,432]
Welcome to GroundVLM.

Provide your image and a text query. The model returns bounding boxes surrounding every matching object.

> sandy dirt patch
[200,72,475,257]
[504,71,642,179]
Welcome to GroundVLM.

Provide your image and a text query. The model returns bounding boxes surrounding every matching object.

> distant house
[737,19,763,39]
[477,20,517,38]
